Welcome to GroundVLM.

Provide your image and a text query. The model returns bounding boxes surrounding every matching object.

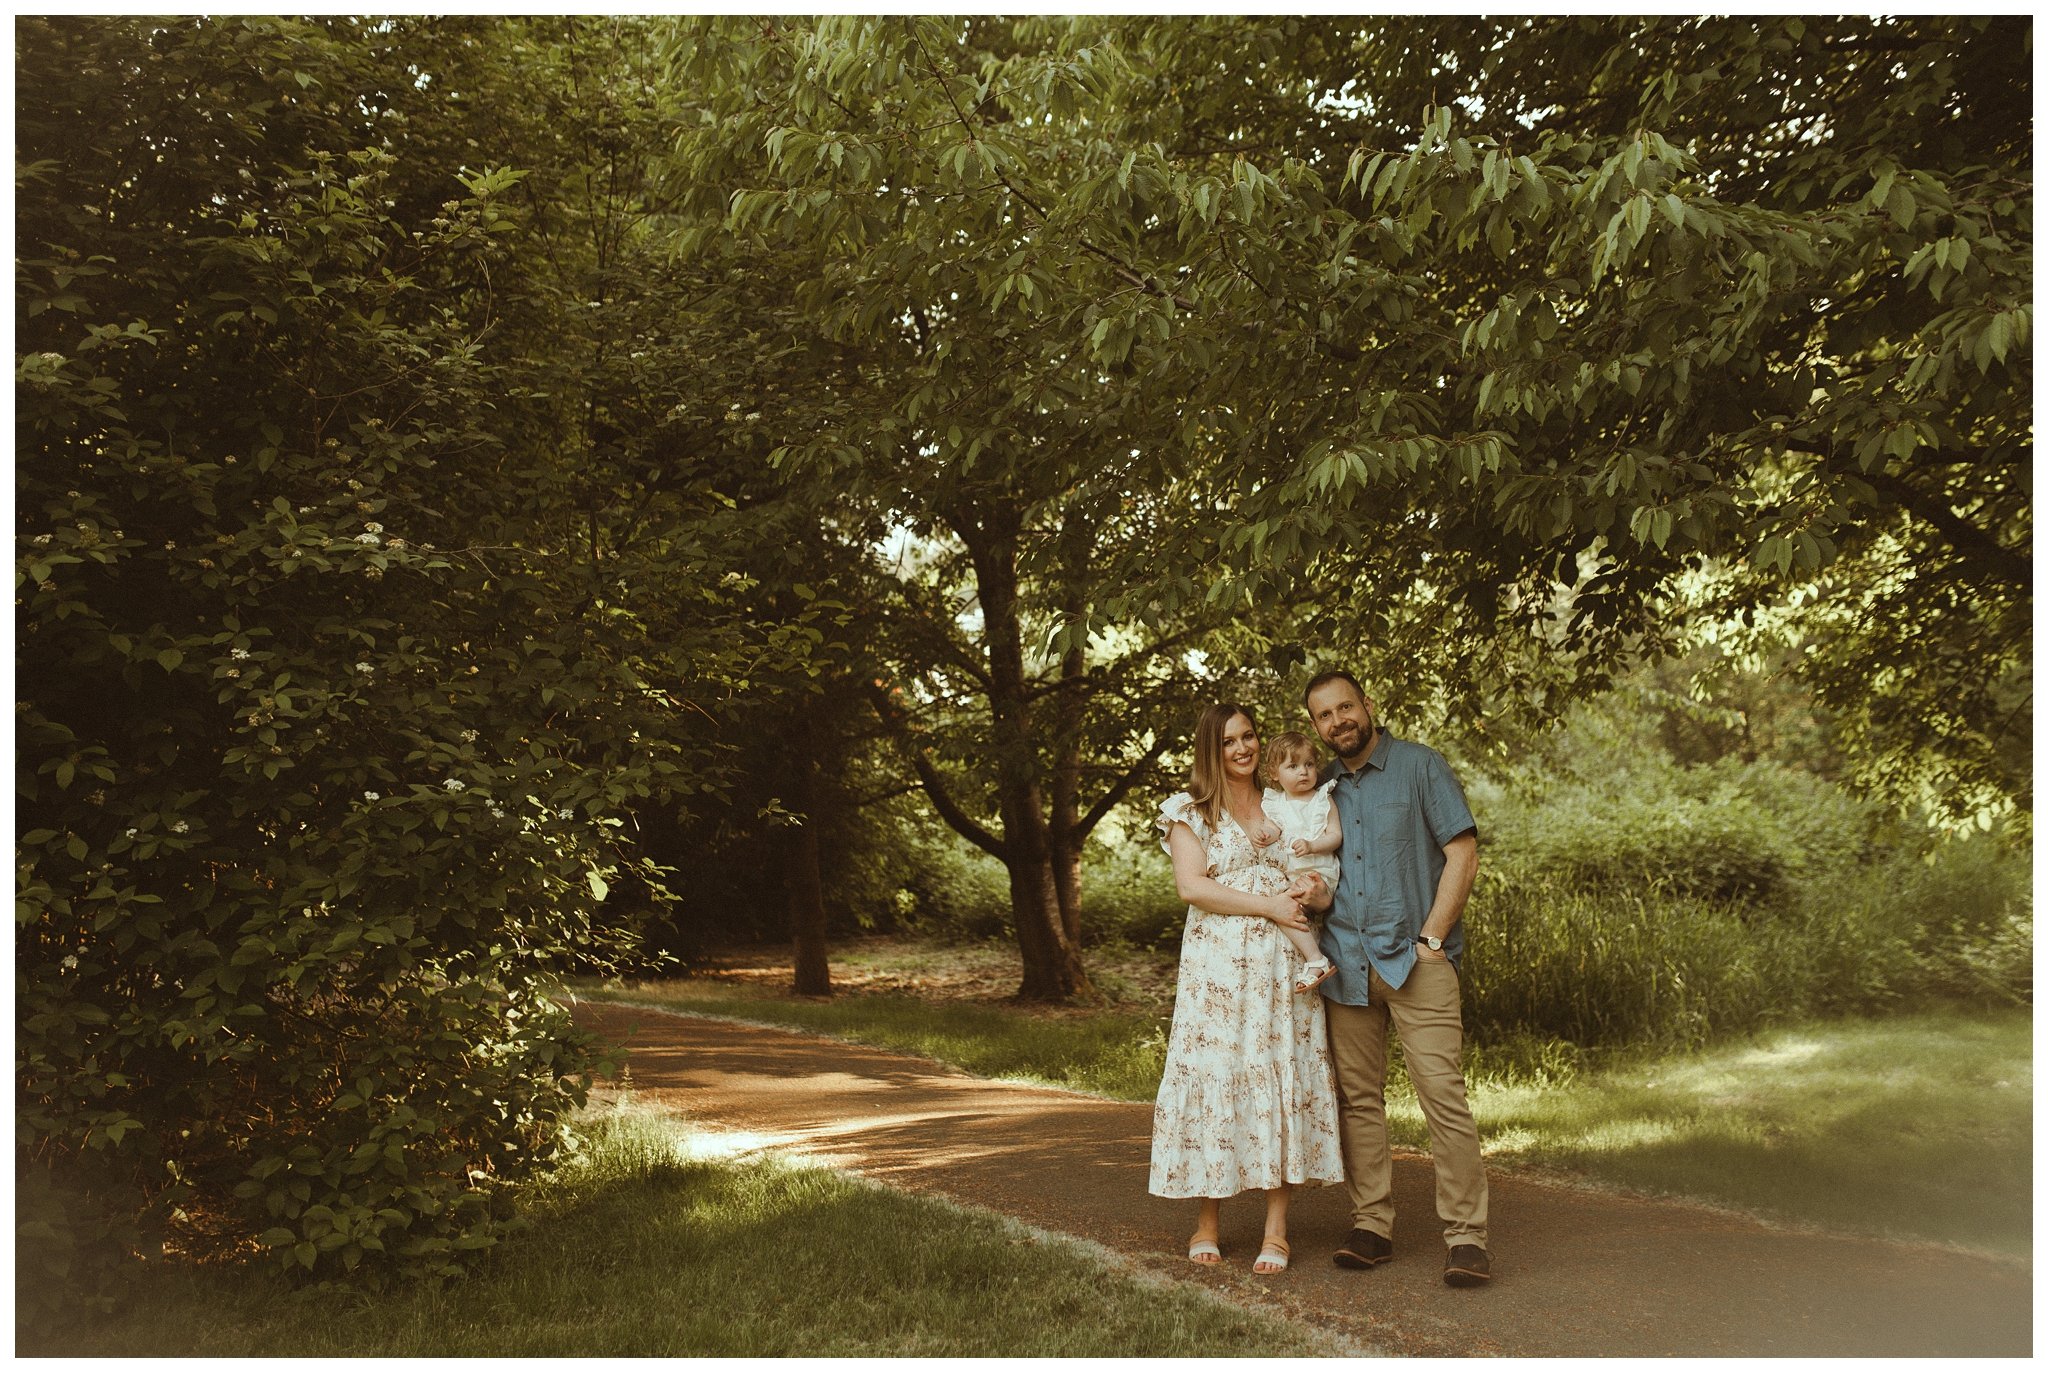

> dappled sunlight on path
[572,999,2031,1358]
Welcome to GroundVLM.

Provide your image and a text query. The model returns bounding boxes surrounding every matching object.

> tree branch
[1075,731,1174,841]
[1859,460,2030,589]
[865,680,1009,860]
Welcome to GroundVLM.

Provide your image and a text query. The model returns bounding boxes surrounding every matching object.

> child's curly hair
[1261,730,1321,786]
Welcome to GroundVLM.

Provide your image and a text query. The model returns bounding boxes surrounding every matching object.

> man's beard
[1329,719,1373,759]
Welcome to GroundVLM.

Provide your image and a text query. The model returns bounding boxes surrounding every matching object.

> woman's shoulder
[1156,791,1209,851]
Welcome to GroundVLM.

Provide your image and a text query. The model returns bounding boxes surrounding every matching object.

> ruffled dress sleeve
[1156,790,1208,856]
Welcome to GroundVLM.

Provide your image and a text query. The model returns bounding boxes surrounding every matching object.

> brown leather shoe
[1333,1228,1392,1268]
[1444,1243,1492,1286]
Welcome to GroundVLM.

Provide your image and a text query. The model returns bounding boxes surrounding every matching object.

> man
[1297,670,1490,1287]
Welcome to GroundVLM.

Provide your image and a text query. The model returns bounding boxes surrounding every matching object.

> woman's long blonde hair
[1188,702,1260,830]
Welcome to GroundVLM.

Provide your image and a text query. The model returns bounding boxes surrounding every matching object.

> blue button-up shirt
[1317,729,1478,1006]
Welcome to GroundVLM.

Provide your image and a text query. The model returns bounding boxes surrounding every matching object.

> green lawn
[577,980,2031,1255]
[20,1102,1336,1358]
[1440,1011,2034,1254]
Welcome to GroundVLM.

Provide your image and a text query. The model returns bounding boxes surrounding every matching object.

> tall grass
[1461,832,2031,1054]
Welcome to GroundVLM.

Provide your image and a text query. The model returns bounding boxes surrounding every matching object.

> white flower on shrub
[170,821,190,834]
[231,648,250,660]
[443,779,466,793]
[363,791,381,801]
[364,522,384,534]
[488,804,506,819]
[460,729,479,743]
[354,662,374,675]
[354,532,381,546]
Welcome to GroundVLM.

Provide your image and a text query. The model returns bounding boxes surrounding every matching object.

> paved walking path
[570,1000,2031,1358]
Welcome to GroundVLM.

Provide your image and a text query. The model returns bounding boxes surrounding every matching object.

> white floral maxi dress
[1148,791,1345,1198]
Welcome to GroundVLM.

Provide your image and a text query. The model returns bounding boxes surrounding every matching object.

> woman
[1150,702,1344,1274]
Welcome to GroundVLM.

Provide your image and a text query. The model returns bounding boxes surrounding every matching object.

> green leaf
[1886,182,1916,229]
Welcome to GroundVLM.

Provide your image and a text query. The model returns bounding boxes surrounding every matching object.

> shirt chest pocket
[1370,798,1416,872]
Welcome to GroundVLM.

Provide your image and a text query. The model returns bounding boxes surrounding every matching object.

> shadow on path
[573,1000,2032,1358]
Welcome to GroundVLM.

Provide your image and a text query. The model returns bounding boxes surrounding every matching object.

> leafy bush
[895,824,1016,941]
[1485,735,1896,906]
[1079,841,1189,950]
[1490,777,1801,907]
[16,18,705,1293]
[890,823,1186,952]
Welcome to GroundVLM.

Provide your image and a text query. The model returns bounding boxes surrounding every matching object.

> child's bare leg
[1283,924,1324,965]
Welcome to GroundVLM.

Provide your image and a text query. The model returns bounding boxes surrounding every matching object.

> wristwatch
[1418,935,1444,952]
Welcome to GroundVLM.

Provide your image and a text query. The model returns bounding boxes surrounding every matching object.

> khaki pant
[1325,961,1488,1249]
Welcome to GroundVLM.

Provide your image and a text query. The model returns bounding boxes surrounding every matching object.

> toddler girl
[1261,731,1339,992]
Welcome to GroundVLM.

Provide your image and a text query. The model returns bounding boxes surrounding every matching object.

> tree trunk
[1047,814,1084,953]
[1002,802,1080,1001]
[963,504,1092,1002]
[1048,570,1088,951]
[786,731,832,996]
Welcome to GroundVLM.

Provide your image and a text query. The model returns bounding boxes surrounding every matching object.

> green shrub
[1462,874,1786,1048]
[891,824,1185,951]
[1484,743,1895,909]
[1491,780,1802,907]
[1078,842,1187,950]
[1796,830,2032,1005]
[15,18,696,1290]
[896,825,1016,940]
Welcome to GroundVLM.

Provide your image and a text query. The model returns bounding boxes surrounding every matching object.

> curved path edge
[570,998,2032,1358]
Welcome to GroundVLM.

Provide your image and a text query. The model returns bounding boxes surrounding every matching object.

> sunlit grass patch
[1389,1010,2032,1255]
[20,1101,1334,1358]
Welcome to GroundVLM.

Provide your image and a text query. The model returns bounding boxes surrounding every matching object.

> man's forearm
[1420,832,1478,942]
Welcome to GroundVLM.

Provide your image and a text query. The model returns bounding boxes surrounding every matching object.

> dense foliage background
[17,14,2029,1300]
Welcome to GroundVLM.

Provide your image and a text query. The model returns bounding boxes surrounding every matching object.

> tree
[13,15,770,1285]
[663,17,1351,999]
[1069,16,2030,817]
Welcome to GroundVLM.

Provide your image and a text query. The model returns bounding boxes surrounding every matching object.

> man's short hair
[1302,669,1366,706]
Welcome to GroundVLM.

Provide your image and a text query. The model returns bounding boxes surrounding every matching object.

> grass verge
[576,979,2030,1256]
[19,1100,1335,1357]
[1435,1010,2033,1255]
